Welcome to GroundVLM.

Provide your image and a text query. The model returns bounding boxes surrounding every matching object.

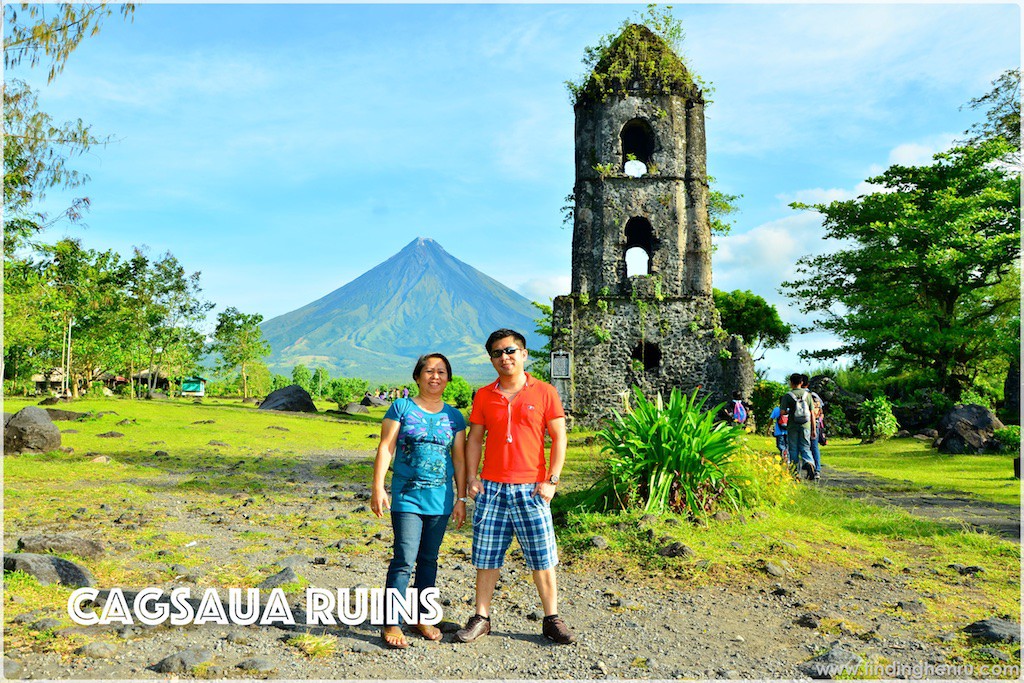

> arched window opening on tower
[624,217,656,277]
[631,342,662,372]
[625,247,650,277]
[621,118,655,176]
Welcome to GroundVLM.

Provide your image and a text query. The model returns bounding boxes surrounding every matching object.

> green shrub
[751,379,787,436]
[994,426,1020,454]
[857,395,899,443]
[959,388,993,409]
[824,402,855,438]
[570,387,745,517]
[442,376,473,409]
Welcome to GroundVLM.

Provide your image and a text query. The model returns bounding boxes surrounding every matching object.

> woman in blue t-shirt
[371,353,467,649]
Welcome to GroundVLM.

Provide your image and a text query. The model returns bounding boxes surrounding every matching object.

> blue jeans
[774,434,788,463]
[787,425,814,473]
[810,436,821,473]
[386,511,449,624]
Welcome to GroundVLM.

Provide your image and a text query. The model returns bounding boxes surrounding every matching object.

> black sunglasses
[488,346,522,359]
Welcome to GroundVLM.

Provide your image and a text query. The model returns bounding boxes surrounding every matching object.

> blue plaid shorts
[471,480,558,571]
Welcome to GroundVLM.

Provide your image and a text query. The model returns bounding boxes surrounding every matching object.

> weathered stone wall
[571,95,711,299]
[551,281,750,426]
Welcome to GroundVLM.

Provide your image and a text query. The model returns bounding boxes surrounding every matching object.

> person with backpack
[769,403,788,465]
[800,375,825,480]
[728,390,749,429]
[780,373,816,480]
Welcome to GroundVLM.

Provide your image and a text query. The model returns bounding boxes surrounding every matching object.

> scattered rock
[96,431,124,439]
[237,658,277,672]
[266,425,289,431]
[38,396,69,405]
[713,510,732,522]
[226,631,251,645]
[258,385,318,413]
[963,617,1021,644]
[29,617,62,631]
[895,429,911,438]
[192,420,215,425]
[343,403,369,415]
[208,440,229,447]
[799,646,862,679]
[977,647,1011,662]
[76,641,118,659]
[44,408,89,421]
[589,535,609,549]
[4,407,61,454]
[764,562,786,578]
[949,563,984,575]
[656,542,694,558]
[154,450,169,457]
[17,534,105,560]
[897,599,927,614]
[61,428,80,434]
[4,658,23,679]
[526,610,544,621]
[4,552,96,587]
[91,456,111,463]
[796,612,822,628]
[152,647,214,673]
[116,419,137,426]
[258,567,299,589]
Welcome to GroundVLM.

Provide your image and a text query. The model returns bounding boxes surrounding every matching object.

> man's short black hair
[800,373,810,387]
[789,372,803,385]
[485,329,527,353]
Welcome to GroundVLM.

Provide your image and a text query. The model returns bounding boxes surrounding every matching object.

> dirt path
[817,466,1020,542]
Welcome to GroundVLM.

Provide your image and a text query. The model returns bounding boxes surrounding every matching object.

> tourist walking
[769,404,788,466]
[780,373,816,480]
[455,328,576,645]
[371,353,468,649]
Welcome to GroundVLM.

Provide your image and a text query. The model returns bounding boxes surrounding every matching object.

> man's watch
[457,497,471,504]
[547,474,560,486]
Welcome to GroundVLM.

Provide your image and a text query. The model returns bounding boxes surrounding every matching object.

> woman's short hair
[413,353,452,381]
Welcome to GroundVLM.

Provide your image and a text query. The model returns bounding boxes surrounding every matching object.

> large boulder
[343,403,369,415]
[258,385,317,413]
[4,407,61,454]
[17,534,105,560]
[808,375,865,438]
[936,404,1004,454]
[360,395,388,407]
[3,553,96,587]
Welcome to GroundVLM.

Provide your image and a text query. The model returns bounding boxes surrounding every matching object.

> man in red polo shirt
[454,328,575,645]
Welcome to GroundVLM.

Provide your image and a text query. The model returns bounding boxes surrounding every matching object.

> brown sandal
[382,626,409,649]
[412,624,443,641]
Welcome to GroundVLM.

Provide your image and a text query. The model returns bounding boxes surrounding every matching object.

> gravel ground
[3,452,1017,680]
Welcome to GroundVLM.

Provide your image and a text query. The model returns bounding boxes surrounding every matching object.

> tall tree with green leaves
[292,364,313,394]
[959,68,1021,161]
[528,301,553,382]
[713,289,792,361]
[784,138,1020,399]
[210,307,271,399]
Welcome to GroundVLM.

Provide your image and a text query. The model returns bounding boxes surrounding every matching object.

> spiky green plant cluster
[574,387,745,517]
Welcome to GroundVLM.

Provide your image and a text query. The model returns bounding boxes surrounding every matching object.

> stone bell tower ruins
[550,24,753,426]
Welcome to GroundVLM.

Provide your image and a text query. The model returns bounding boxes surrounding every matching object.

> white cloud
[887,133,958,165]
[514,275,571,304]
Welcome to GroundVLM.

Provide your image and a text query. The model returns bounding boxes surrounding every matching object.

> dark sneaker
[542,616,576,644]
[802,462,816,480]
[455,614,491,643]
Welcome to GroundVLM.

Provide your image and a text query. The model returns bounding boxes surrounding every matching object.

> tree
[528,301,553,382]
[784,139,1020,399]
[311,367,330,398]
[442,376,474,409]
[713,289,792,361]
[292,364,313,393]
[960,68,1021,160]
[3,4,136,242]
[210,307,271,399]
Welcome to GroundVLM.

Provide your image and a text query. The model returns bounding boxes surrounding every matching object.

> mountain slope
[260,238,541,384]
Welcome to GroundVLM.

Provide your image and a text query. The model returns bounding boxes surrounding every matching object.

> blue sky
[15,3,1020,380]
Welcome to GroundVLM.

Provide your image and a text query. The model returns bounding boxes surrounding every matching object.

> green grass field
[3,396,1019,665]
